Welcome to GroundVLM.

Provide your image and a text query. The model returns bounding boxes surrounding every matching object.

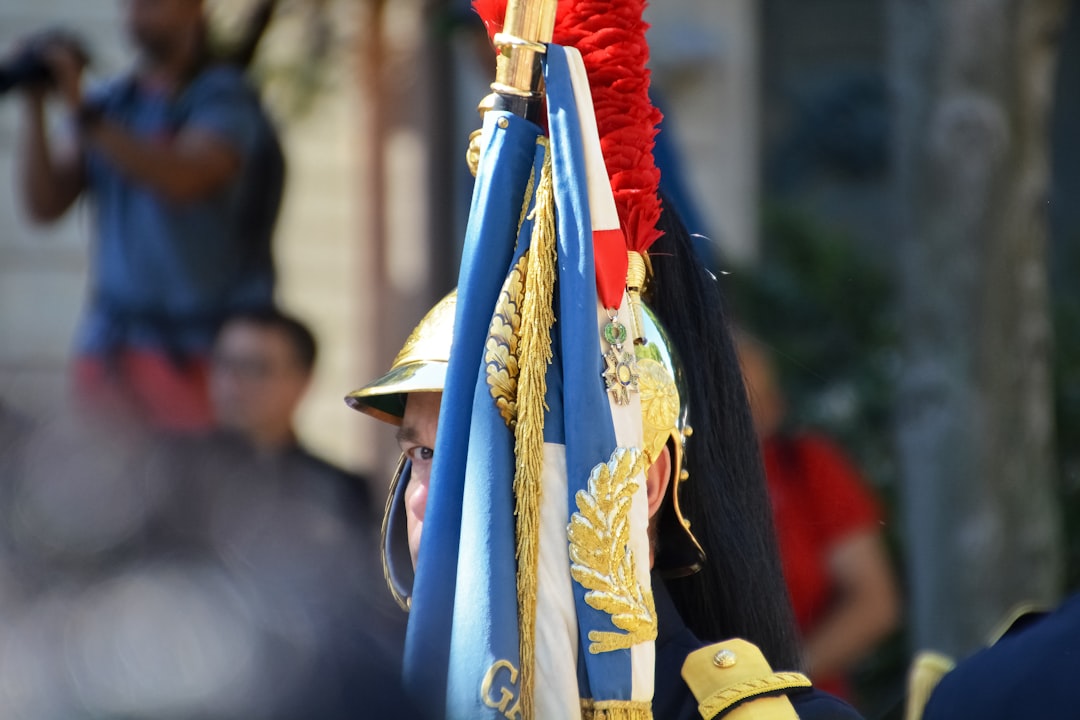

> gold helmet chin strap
[380,454,414,612]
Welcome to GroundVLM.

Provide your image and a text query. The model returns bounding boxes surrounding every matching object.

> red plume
[553,0,662,254]
[472,0,663,256]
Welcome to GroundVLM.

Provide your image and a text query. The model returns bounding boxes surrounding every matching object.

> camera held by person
[0,30,88,96]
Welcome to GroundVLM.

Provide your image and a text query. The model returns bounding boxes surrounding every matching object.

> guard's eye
[407,446,434,463]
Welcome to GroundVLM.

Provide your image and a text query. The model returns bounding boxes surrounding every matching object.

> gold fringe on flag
[581,698,654,720]
[514,137,557,719]
[517,151,539,238]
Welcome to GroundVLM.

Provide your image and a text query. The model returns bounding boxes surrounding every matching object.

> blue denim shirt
[79,65,282,357]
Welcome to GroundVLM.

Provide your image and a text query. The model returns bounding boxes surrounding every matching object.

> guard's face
[397,392,442,568]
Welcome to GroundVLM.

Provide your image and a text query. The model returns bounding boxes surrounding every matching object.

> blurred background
[1,0,1078,717]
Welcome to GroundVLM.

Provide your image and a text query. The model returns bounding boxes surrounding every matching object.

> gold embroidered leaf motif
[486,254,527,427]
[569,447,658,654]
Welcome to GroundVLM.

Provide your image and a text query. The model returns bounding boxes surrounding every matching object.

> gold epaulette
[681,639,812,719]
[902,651,954,720]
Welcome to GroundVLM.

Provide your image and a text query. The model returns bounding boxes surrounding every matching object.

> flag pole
[487,0,558,121]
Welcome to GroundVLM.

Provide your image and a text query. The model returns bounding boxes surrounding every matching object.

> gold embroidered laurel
[569,447,658,654]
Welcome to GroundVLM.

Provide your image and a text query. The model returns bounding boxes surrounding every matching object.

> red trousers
[74,349,214,432]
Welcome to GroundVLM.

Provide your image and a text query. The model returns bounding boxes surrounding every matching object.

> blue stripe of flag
[446,138,549,718]
[404,109,546,718]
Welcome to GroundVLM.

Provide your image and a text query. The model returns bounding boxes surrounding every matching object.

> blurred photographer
[14,0,284,432]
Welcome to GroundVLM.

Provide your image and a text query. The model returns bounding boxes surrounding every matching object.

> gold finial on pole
[468,0,557,172]
[491,0,557,99]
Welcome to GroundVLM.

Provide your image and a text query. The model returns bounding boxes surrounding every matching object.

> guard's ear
[645,444,672,520]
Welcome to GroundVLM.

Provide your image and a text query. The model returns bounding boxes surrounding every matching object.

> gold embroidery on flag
[569,447,658,654]
[481,660,523,719]
[486,253,527,428]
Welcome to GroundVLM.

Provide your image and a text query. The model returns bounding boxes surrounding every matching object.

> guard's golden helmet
[345,292,456,424]
[346,291,704,609]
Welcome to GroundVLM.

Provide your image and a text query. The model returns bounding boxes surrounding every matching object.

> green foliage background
[729,205,1080,718]
[727,205,904,716]
[729,205,897,507]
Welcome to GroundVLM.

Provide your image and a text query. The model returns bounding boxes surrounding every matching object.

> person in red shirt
[738,334,901,701]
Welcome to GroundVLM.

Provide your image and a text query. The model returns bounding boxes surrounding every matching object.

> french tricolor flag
[403,43,657,720]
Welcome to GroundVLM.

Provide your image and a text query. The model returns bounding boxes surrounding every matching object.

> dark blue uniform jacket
[923,592,1080,720]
